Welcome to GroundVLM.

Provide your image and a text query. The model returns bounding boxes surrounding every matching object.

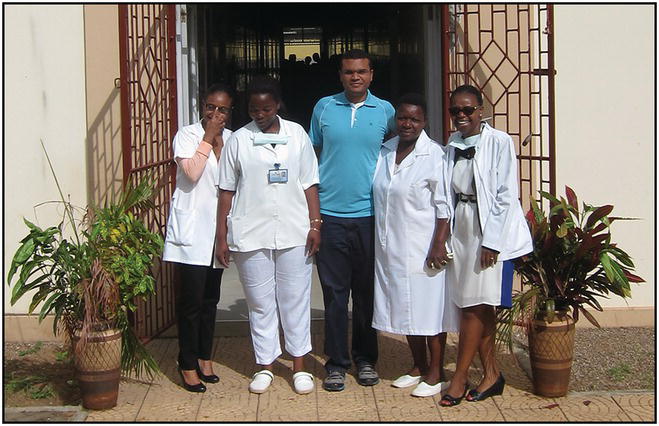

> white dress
[448,150,504,308]
[372,131,460,336]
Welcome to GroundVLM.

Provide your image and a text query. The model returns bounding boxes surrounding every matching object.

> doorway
[175,4,438,324]
[186,4,432,132]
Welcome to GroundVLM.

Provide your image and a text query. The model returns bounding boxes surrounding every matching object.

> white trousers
[232,246,312,365]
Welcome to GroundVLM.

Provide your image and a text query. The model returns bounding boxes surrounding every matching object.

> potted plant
[7,141,163,409]
[497,186,644,397]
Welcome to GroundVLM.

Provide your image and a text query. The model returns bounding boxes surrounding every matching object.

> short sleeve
[173,127,200,160]
[218,133,240,191]
[298,129,320,189]
[308,99,325,148]
[385,101,397,134]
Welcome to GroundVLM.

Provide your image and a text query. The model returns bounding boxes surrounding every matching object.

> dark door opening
[194,4,426,130]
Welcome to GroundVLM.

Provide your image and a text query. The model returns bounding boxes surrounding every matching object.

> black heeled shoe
[196,364,220,384]
[178,368,207,393]
[466,373,505,402]
[439,383,469,407]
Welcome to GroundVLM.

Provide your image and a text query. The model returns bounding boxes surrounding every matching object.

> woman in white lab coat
[372,93,459,398]
[215,75,320,395]
[163,83,235,393]
[439,85,533,406]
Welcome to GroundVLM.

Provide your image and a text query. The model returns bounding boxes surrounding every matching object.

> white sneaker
[249,370,274,394]
[392,374,421,388]
[411,380,449,397]
[293,371,315,394]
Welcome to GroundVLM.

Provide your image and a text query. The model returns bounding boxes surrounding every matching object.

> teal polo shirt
[309,90,395,217]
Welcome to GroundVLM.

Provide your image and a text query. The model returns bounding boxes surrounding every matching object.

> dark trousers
[316,214,378,372]
[177,263,223,370]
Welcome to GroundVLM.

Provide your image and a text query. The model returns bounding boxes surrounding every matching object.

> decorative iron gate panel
[441,4,555,209]
[119,4,178,340]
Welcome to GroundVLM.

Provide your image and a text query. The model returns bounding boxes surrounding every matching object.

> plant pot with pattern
[7,141,163,409]
[497,186,644,397]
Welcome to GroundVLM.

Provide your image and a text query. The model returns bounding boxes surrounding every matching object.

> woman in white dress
[163,83,234,393]
[372,93,459,398]
[215,76,320,395]
[439,85,532,406]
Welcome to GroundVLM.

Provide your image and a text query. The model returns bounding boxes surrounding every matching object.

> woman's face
[248,93,280,132]
[203,91,233,124]
[396,103,426,143]
[449,92,482,137]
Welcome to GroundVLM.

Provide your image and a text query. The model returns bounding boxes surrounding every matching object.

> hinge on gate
[114,78,121,89]
[532,69,557,76]
[180,8,187,23]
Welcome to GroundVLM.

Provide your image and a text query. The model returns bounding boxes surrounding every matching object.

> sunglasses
[448,105,481,116]
[205,104,233,115]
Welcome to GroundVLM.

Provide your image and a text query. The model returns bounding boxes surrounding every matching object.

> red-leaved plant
[497,186,644,350]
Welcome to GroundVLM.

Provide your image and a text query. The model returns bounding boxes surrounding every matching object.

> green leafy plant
[28,383,56,399]
[497,186,644,350]
[5,373,54,399]
[607,363,632,382]
[7,140,163,379]
[18,341,43,357]
[55,350,70,362]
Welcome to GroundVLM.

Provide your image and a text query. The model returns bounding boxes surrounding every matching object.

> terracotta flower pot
[73,328,122,410]
[528,313,575,397]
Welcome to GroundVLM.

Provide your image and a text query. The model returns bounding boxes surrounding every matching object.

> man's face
[339,58,373,100]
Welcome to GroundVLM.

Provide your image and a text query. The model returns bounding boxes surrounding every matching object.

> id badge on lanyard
[268,163,288,184]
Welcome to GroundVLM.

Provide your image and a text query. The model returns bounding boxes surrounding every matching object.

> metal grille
[441,4,556,210]
[119,4,178,340]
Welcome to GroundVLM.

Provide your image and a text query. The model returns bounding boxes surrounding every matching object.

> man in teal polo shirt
[309,49,395,392]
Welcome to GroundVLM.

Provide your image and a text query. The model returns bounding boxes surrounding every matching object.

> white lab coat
[218,116,319,252]
[372,131,459,335]
[162,123,232,267]
[444,122,532,261]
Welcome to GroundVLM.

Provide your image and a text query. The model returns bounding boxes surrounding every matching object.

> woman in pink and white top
[163,83,234,393]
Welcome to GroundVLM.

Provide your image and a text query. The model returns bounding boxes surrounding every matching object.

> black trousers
[316,214,378,373]
[177,263,223,370]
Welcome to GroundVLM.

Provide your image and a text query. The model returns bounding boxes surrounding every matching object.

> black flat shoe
[196,365,220,384]
[466,373,505,402]
[178,368,207,393]
[439,383,469,407]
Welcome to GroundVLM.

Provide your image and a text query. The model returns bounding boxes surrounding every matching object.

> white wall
[4,5,88,313]
[553,5,654,308]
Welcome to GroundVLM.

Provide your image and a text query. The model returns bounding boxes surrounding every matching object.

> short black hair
[246,75,282,104]
[340,49,372,70]
[396,93,427,118]
[450,84,483,106]
[203,82,235,102]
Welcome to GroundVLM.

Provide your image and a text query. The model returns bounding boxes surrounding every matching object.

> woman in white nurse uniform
[163,83,234,393]
[439,85,532,407]
[372,93,459,398]
[215,76,320,395]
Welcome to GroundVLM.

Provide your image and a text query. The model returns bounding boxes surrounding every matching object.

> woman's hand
[480,246,499,269]
[203,112,225,145]
[426,218,451,270]
[215,237,231,268]
[305,229,321,257]
[426,242,451,270]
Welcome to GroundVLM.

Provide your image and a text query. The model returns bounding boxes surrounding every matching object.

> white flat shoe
[411,380,449,397]
[293,371,315,394]
[249,370,274,394]
[392,374,421,388]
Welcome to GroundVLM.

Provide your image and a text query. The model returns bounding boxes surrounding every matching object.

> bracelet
[310,218,323,224]
[310,227,321,232]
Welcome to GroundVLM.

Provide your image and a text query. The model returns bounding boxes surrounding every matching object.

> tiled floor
[85,332,655,422]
